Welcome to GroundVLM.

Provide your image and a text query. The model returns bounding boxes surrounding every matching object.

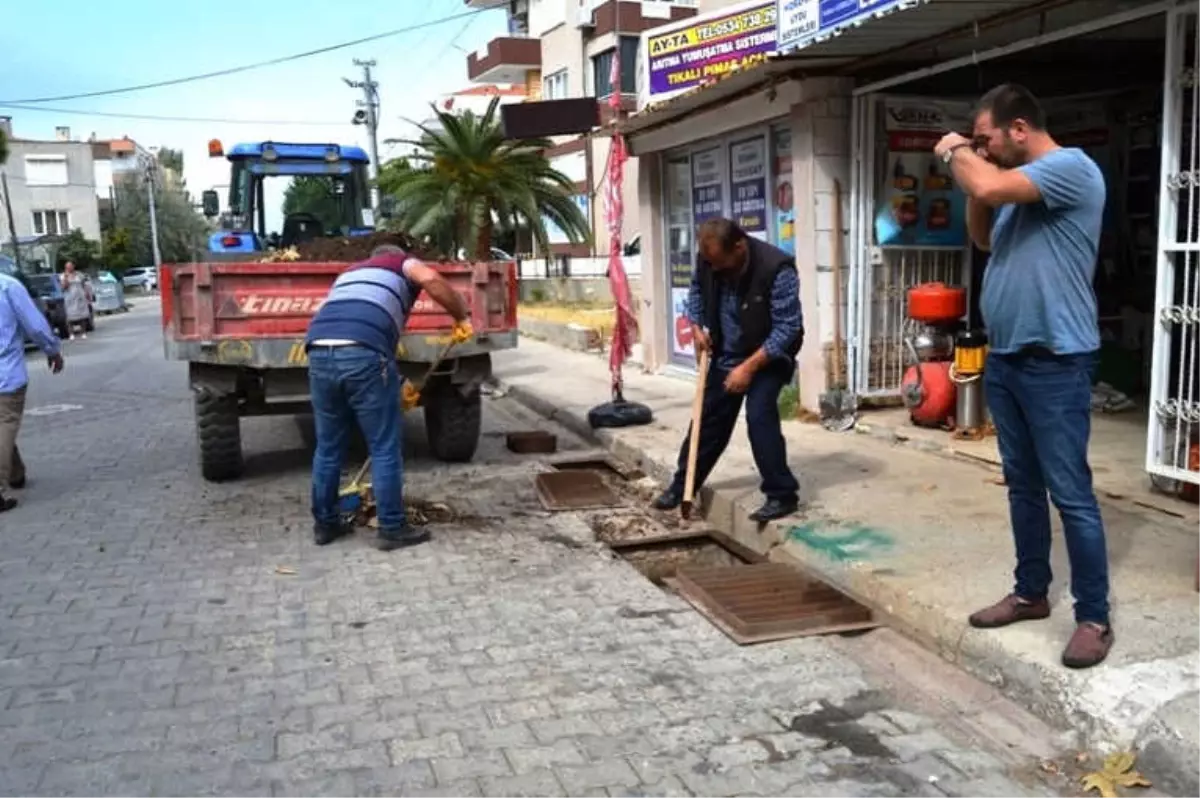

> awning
[622,0,1153,138]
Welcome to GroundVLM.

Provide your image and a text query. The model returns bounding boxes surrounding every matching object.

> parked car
[122,266,157,293]
[92,270,127,315]
[0,255,48,348]
[24,273,73,338]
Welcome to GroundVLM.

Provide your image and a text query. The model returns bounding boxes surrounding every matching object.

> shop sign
[777,0,912,54]
[692,147,725,225]
[642,0,777,105]
[874,98,970,248]
[729,136,768,239]
[772,127,795,254]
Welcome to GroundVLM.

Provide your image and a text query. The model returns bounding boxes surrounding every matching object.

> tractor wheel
[195,390,243,482]
[424,385,481,463]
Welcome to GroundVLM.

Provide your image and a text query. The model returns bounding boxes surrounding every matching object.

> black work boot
[651,488,682,511]
[373,524,431,552]
[749,497,799,523]
[313,520,353,546]
[0,493,16,513]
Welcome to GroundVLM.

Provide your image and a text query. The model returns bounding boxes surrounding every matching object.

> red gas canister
[901,360,956,428]
[908,282,967,326]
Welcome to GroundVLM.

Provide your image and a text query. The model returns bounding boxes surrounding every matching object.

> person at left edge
[0,270,65,512]
[304,245,471,551]
[651,218,804,522]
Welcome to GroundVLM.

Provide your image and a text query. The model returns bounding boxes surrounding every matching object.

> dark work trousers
[668,361,799,503]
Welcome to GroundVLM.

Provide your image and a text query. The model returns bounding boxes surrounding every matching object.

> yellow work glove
[401,382,421,411]
[451,320,474,345]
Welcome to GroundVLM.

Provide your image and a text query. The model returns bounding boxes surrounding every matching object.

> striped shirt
[305,253,420,357]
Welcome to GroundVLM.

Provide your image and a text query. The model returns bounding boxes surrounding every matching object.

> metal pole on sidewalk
[146,164,162,268]
[0,171,22,271]
[347,59,381,214]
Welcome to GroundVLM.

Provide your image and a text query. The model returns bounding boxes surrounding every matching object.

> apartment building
[464,1,739,268]
[0,118,101,268]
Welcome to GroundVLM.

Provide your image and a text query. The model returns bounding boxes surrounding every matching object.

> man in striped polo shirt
[305,245,470,551]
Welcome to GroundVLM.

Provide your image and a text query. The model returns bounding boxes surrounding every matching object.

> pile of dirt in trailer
[293,231,441,262]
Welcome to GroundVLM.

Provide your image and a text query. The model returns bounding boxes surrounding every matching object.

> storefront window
[729,135,769,241]
[665,156,695,365]
[772,126,794,254]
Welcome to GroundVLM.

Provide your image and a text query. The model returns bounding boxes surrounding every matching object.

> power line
[0,102,349,126]
[0,8,487,105]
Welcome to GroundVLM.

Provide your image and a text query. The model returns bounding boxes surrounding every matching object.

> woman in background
[60,261,92,340]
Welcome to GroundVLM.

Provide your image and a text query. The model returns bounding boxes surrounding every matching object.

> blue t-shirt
[980,147,1105,355]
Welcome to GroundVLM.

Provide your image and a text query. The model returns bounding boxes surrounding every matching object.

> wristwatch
[941,143,972,164]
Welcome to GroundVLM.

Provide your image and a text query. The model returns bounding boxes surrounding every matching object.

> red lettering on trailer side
[236,294,326,316]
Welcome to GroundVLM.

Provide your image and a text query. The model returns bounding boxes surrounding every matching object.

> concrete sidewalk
[492,338,1200,794]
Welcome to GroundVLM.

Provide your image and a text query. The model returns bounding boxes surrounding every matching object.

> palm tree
[385,98,591,259]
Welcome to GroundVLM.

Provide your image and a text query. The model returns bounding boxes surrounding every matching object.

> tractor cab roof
[227,142,370,163]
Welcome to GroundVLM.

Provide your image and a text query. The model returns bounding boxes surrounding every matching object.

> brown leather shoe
[1062,622,1113,669]
[968,594,1051,629]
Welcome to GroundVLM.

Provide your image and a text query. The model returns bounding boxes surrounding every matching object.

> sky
[0,0,509,232]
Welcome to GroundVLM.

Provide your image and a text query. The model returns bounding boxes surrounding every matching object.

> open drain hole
[551,457,644,481]
[588,514,878,644]
[588,514,761,586]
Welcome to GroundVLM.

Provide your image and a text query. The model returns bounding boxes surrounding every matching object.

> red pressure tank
[901,361,956,428]
[907,282,967,326]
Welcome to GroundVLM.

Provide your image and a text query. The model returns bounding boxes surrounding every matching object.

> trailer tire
[424,386,481,463]
[195,391,243,482]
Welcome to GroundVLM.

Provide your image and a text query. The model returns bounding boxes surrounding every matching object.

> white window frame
[31,210,71,237]
[24,155,69,187]
[542,69,569,101]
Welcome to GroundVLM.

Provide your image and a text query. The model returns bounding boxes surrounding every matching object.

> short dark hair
[975,83,1047,131]
[697,218,748,252]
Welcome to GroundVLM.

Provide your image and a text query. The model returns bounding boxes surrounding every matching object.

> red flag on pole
[604,45,636,398]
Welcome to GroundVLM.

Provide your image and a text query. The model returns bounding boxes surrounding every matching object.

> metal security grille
[847,95,970,398]
[1147,4,1200,487]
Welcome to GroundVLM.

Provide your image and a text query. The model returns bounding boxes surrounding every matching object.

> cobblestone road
[0,302,1074,796]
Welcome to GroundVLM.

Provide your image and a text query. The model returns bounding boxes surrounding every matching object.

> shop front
[660,123,796,369]
[622,0,1197,498]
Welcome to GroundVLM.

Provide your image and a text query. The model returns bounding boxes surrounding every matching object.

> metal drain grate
[673,562,878,644]
[534,470,620,511]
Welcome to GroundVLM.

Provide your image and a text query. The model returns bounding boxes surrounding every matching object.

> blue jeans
[669,361,800,503]
[984,349,1109,625]
[308,345,407,535]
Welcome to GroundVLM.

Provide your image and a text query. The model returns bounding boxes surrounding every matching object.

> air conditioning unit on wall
[575,5,594,28]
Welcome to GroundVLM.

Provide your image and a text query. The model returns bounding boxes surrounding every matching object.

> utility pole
[145,161,162,267]
[0,171,22,271]
[345,59,381,213]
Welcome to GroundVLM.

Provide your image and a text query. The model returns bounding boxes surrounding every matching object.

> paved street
[0,301,1073,797]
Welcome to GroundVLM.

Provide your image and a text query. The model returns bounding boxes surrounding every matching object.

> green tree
[156,147,184,175]
[0,128,8,166]
[114,181,208,264]
[102,227,136,273]
[282,176,343,232]
[55,229,100,270]
[385,98,590,259]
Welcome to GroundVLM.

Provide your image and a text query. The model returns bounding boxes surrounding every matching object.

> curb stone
[489,373,1199,795]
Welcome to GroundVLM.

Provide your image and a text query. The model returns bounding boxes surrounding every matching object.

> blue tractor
[200,140,375,255]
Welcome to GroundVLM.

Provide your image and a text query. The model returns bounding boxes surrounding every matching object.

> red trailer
[161,259,518,482]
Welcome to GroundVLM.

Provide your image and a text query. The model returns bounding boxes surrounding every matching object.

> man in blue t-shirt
[934,84,1111,669]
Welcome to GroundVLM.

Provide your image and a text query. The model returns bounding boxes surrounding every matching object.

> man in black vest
[652,218,803,522]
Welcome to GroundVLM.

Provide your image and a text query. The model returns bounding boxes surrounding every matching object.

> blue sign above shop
[776,0,911,53]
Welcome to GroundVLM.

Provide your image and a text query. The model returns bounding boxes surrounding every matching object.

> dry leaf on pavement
[1080,751,1152,798]
[275,566,297,576]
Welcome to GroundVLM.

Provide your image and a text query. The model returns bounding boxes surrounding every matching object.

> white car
[122,267,157,292]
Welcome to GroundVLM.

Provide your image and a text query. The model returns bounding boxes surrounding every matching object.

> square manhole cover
[674,562,878,644]
[534,470,620,511]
